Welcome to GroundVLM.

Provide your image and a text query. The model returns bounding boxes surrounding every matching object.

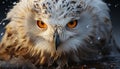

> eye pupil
[67,20,77,28]
[41,22,44,25]
[37,20,47,28]
[69,22,74,25]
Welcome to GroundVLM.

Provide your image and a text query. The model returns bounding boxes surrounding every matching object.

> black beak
[53,29,60,50]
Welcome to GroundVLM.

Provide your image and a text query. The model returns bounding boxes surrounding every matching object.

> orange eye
[37,20,47,28]
[67,20,77,28]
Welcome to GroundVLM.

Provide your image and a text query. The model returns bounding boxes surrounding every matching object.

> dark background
[0,0,120,41]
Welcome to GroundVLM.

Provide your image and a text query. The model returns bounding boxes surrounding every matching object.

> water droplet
[2,22,5,26]
[99,52,102,55]
[103,62,107,65]
[108,3,111,6]
[83,64,87,67]
[13,2,17,5]
[110,64,114,68]
[2,1,5,4]
[97,37,101,40]
[86,25,90,28]
[115,4,119,8]
[1,32,4,36]
[90,41,93,44]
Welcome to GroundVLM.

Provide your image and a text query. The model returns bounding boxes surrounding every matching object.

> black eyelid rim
[37,20,44,24]
[69,20,77,23]
[68,20,78,26]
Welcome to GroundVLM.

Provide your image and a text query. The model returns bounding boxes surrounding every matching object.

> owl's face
[26,12,91,53]
[22,0,111,56]
[5,0,112,61]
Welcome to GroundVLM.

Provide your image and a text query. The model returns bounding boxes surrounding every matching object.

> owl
[0,0,117,69]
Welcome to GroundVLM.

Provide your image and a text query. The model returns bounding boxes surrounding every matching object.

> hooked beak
[53,29,60,50]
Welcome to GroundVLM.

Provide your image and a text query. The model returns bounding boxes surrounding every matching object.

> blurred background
[0,0,120,41]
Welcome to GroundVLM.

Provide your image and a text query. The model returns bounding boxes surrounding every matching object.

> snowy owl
[0,0,116,68]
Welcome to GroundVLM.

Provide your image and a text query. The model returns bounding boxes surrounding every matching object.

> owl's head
[5,0,112,61]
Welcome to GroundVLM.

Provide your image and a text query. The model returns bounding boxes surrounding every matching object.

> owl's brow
[33,0,87,19]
